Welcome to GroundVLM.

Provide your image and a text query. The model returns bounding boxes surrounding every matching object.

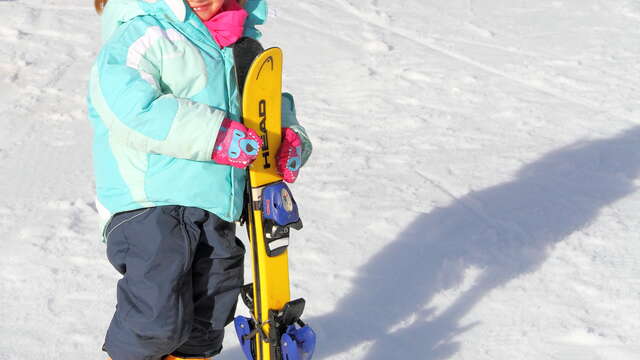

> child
[88,0,312,359]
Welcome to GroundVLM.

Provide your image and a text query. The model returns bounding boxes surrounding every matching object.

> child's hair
[94,0,108,14]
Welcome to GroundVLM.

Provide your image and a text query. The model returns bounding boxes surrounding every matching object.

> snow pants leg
[103,206,245,360]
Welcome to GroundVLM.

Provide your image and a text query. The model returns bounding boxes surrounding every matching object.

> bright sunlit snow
[1,0,639,359]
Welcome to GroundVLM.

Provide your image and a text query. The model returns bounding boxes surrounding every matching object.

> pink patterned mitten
[277,128,303,183]
[212,118,263,169]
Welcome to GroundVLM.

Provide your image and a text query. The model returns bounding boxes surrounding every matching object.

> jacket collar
[101,0,188,41]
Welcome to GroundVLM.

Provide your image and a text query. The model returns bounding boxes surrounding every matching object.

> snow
[1,0,639,359]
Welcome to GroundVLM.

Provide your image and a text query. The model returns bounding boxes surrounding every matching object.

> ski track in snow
[2,0,640,359]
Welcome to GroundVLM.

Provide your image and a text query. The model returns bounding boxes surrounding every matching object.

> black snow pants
[102,206,245,360]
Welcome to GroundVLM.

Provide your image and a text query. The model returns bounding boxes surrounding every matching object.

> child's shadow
[307,126,640,359]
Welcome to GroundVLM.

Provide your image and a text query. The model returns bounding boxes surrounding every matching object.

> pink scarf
[202,1,248,48]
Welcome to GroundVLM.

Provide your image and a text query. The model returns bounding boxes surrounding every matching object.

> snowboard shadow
[310,126,640,359]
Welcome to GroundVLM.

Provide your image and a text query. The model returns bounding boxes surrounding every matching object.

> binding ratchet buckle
[258,182,303,257]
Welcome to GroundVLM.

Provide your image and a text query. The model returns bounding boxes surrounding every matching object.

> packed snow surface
[1,0,639,359]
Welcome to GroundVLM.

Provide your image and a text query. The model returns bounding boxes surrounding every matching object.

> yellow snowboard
[242,47,290,360]
[234,38,315,360]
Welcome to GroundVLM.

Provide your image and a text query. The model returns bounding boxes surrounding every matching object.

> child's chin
[194,9,215,21]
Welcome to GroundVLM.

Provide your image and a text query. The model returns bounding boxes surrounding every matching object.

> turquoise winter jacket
[87,0,311,235]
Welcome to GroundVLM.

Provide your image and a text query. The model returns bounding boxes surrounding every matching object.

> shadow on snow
[308,126,640,359]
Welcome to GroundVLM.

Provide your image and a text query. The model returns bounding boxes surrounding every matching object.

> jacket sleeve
[89,26,224,162]
[281,92,313,166]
